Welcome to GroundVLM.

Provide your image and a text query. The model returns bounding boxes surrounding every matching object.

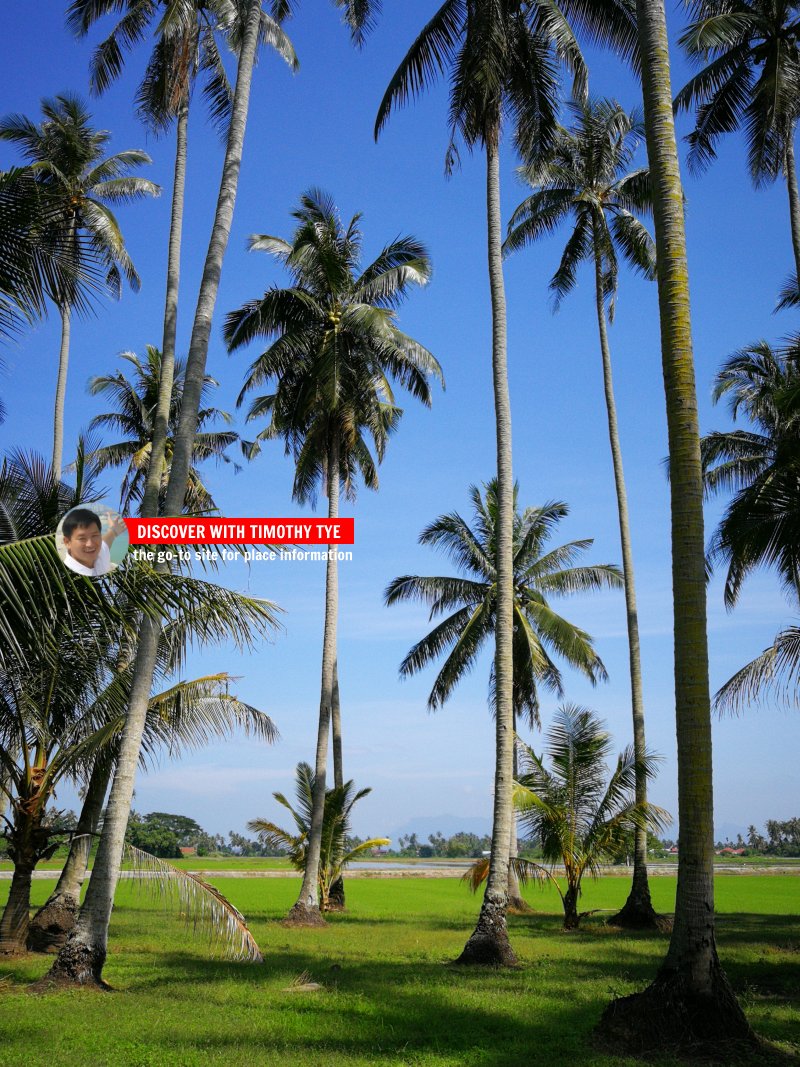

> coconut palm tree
[505,97,659,928]
[386,481,619,714]
[46,0,386,990]
[86,345,239,514]
[701,338,800,714]
[386,480,621,907]
[226,188,441,925]
[0,449,279,953]
[597,0,754,1049]
[248,762,389,912]
[26,672,276,952]
[674,0,800,288]
[0,94,160,475]
[374,0,642,966]
[44,0,273,987]
[465,705,667,929]
[0,663,274,954]
[703,338,800,605]
[0,167,106,343]
[66,0,296,518]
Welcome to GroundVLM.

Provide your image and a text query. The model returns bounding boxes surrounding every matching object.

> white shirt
[64,540,114,577]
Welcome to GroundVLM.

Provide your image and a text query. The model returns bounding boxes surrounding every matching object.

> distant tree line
[124,811,287,860]
[745,819,800,857]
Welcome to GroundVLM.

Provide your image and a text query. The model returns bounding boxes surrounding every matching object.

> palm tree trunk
[332,665,343,790]
[44,0,265,988]
[0,852,34,954]
[27,757,110,952]
[597,0,753,1051]
[164,0,261,513]
[51,302,71,475]
[456,132,517,968]
[507,715,529,911]
[0,813,39,954]
[286,434,340,926]
[784,135,800,289]
[141,99,189,518]
[563,884,580,930]
[328,664,346,910]
[590,236,657,930]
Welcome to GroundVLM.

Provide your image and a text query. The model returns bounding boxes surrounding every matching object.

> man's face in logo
[64,521,102,568]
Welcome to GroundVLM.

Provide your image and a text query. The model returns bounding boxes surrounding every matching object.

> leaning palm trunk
[27,757,110,952]
[286,436,340,925]
[327,665,346,910]
[784,137,800,290]
[590,236,656,930]
[456,133,517,967]
[597,0,753,1050]
[45,0,264,987]
[51,301,72,475]
[141,100,189,517]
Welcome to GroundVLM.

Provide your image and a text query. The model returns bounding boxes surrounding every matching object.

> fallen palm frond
[123,843,262,963]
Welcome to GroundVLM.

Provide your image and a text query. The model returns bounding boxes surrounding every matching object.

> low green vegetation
[0,875,796,1066]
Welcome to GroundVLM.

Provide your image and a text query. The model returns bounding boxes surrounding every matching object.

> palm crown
[385,480,622,725]
[0,94,159,303]
[66,0,296,134]
[86,345,238,514]
[674,0,800,182]
[510,704,667,926]
[248,762,389,910]
[701,337,800,606]
[505,98,655,313]
[225,188,443,503]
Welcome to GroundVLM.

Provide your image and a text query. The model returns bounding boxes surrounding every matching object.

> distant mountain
[384,814,493,843]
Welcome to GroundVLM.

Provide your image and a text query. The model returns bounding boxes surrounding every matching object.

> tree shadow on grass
[98,949,684,1067]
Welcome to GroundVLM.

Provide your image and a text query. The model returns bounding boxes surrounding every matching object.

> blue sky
[1,0,798,843]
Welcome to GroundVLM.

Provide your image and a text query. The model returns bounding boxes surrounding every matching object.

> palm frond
[124,843,262,962]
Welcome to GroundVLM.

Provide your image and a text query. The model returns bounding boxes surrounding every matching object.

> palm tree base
[454,896,518,967]
[27,893,78,952]
[596,955,755,1055]
[39,935,110,989]
[0,940,27,956]
[327,876,346,911]
[282,903,327,928]
[607,884,667,931]
[506,895,532,914]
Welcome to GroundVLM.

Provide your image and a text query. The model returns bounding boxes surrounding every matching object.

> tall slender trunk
[507,713,528,911]
[598,0,753,1050]
[784,135,800,289]
[27,757,111,952]
[141,100,189,518]
[286,435,340,926]
[331,665,343,789]
[327,665,346,910]
[51,302,71,475]
[456,132,517,967]
[590,234,656,930]
[45,0,265,988]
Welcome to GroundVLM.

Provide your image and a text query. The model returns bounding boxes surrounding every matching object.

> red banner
[125,517,354,545]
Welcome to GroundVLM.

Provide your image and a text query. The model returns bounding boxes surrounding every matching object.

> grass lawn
[0,875,797,1066]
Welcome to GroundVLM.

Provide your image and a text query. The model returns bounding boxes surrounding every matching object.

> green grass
[3,853,799,872]
[0,875,797,1066]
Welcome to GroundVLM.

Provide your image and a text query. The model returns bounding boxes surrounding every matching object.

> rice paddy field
[0,874,798,1066]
